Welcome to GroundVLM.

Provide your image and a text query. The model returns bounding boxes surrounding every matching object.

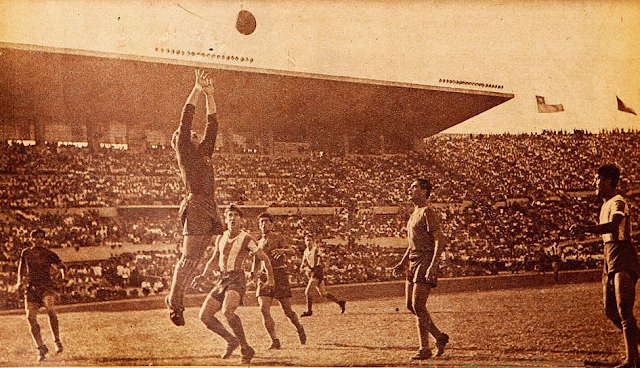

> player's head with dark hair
[597,164,620,189]
[31,229,45,238]
[417,178,432,195]
[225,203,244,217]
[171,129,200,150]
[258,212,273,234]
[409,178,433,205]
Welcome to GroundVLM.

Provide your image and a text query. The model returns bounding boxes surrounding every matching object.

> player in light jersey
[391,179,449,361]
[571,164,638,368]
[192,204,275,365]
[251,213,306,349]
[299,232,346,317]
[16,229,67,361]
[166,70,225,327]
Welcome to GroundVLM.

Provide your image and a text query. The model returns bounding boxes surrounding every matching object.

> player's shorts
[24,284,57,307]
[208,271,246,305]
[307,266,324,282]
[256,267,292,299]
[407,250,437,287]
[602,241,639,286]
[179,193,225,236]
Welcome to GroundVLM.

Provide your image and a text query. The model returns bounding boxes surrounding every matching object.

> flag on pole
[617,96,637,115]
[536,96,564,113]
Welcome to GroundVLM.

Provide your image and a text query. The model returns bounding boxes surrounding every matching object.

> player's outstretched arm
[200,74,218,156]
[185,69,205,107]
[570,213,623,237]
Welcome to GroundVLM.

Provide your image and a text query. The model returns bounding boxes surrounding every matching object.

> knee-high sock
[262,313,277,342]
[202,315,235,341]
[325,293,339,303]
[621,318,639,363]
[28,317,44,349]
[306,295,313,312]
[416,315,430,350]
[48,311,60,342]
[168,259,197,309]
[228,314,249,349]
[284,308,303,331]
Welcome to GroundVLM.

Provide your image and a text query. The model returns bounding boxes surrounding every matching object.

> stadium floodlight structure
[0,0,513,150]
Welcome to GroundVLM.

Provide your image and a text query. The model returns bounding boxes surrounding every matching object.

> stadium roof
[0,44,513,149]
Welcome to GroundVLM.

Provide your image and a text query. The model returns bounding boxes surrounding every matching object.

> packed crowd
[1,131,639,309]
[1,130,638,208]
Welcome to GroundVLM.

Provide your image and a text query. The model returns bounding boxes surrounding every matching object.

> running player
[391,178,449,361]
[250,213,306,349]
[166,69,225,327]
[571,164,639,368]
[299,232,346,317]
[192,204,275,365]
[16,229,67,361]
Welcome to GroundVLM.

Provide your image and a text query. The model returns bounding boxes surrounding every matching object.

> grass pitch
[0,282,630,367]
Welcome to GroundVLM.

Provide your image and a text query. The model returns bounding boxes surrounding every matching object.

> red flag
[617,96,637,115]
[536,96,564,113]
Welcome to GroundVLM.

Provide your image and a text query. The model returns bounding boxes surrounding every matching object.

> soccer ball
[236,10,256,35]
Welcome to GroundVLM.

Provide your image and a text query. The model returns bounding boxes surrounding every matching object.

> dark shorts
[407,252,437,287]
[179,194,225,236]
[208,271,246,305]
[307,266,324,282]
[25,285,56,307]
[602,241,639,287]
[256,268,292,299]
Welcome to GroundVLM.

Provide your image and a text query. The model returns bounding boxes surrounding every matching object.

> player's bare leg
[258,296,280,349]
[279,297,306,344]
[222,290,255,364]
[167,235,208,326]
[409,283,448,360]
[43,295,63,353]
[199,293,238,359]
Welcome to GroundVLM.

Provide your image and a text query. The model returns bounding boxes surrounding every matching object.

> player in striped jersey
[299,232,346,317]
[192,204,275,365]
[571,165,639,368]
[391,179,449,361]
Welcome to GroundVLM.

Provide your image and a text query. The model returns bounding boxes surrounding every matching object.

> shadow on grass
[89,354,300,366]
[318,342,415,352]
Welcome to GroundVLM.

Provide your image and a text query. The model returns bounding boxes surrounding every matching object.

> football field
[0,281,630,367]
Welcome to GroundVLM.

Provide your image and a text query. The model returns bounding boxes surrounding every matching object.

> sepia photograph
[0,0,639,366]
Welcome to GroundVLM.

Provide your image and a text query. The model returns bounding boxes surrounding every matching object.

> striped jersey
[302,245,322,269]
[214,230,259,273]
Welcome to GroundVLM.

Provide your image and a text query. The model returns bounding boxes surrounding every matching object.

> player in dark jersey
[391,179,449,361]
[571,165,639,368]
[166,69,225,327]
[192,204,276,364]
[299,232,346,317]
[16,229,66,361]
[250,213,306,349]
